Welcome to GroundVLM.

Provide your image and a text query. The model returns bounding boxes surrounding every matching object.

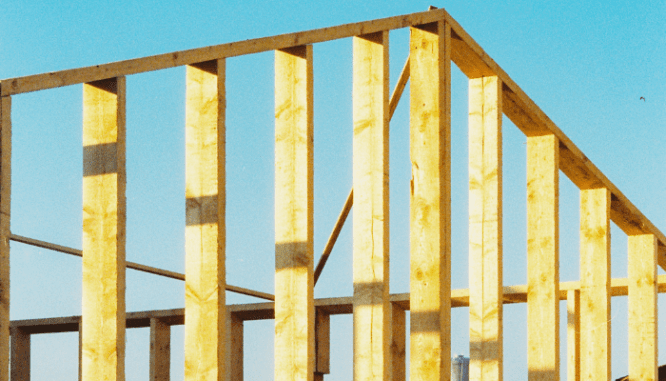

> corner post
[409,19,451,381]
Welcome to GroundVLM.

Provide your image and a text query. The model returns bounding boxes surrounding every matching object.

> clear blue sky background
[1,1,664,380]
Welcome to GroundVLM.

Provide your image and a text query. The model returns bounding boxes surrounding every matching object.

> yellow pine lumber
[274,45,315,381]
[627,234,657,380]
[81,77,126,381]
[184,59,226,381]
[526,134,559,380]
[352,30,390,381]
[579,188,611,380]
[409,20,451,381]
[468,75,502,381]
[0,94,10,381]
[567,290,580,381]
[149,318,170,381]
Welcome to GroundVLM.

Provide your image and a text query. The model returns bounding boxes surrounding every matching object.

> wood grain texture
[409,20,451,381]
[3,6,663,264]
[1,9,452,96]
[567,290,580,381]
[628,234,657,381]
[468,75,502,381]
[10,328,29,381]
[149,318,170,381]
[352,31,390,381]
[79,322,82,381]
[81,77,126,381]
[0,95,10,381]
[2,8,665,379]
[391,303,406,381]
[274,45,315,381]
[314,310,330,375]
[443,11,666,257]
[228,313,243,381]
[526,134,559,380]
[315,50,410,287]
[184,59,226,381]
[579,188,610,380]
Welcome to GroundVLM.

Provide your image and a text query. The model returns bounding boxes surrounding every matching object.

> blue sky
[1,1,665,380]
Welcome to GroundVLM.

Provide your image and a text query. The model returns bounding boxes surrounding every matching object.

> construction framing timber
[0,6,664,381]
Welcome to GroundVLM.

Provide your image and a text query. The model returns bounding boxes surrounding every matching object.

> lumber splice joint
[275,45,315,381]
[409,20,451,381]
[184,59,226,381]
[81,76,126,381]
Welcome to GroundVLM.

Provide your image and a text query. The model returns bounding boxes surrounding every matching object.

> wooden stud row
[0,8,662,381]
[4,7,664,263]
[0,9,452,96]
[4,275,663,381]
[7,313,245,381]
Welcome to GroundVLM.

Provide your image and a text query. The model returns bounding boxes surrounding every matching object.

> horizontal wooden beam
[10,234,275,301]
[1,9,450,96]
[12,274,666,335]
[441,11,666,267]
[4,5,662,266]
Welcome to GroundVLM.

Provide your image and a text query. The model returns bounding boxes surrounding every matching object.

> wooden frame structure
[0,6,663,381]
